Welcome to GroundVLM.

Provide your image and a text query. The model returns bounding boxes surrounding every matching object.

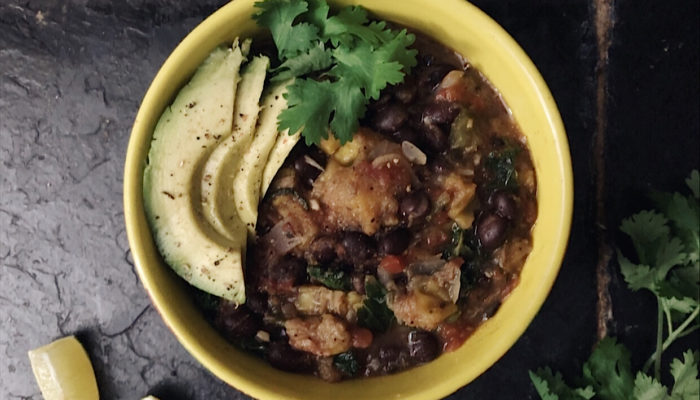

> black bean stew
[199,32,537,381]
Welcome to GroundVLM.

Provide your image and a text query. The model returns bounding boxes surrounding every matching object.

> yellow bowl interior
[123,0,573,399]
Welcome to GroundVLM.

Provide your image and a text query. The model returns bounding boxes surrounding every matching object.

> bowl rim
[124,0,573,398]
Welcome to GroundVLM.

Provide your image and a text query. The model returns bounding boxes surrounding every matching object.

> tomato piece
[379,255,406,274]
[351,327,374,349]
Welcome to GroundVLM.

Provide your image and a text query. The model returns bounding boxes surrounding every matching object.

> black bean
[266,341,314,373]
[420,122,448,152]
[215,303,261,339]
[265,255,307,293]
[488,190,517,220]
[419,63,452,90]
[379,227,411,255]
[483,301,502,319]
[373,104,408,133]
[294,155,322,185]
[245,292,268,315]
[400,190,431,224]
[476,212,508,251]
[389,127,419,144]
[308,235,338,265]
[393,81,417,104]
[407,330,439,363]
[377,345,410,373]
[419,54,435,67]
[307,145,328,166]
[371,92,392,110]
[422,101,461,125]
[341,231,376,263]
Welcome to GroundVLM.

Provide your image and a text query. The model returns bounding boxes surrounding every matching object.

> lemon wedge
[27,336,99,400]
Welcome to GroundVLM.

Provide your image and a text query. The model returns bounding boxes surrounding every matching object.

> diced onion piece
[376,266,398,292]
[255,330,270,342]
[309,198,320,211]
[371,153,402,169]
[304,155,325,173]
[401,141,427,165]
[265,220,304,255]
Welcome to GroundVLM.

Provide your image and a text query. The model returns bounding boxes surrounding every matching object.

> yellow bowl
[124,0,573,398]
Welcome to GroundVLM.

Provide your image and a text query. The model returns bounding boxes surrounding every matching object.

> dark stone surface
[0,0,696,399]
[605,0,700,377]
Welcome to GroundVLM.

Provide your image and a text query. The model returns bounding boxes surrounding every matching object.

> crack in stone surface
[99,305,150,338]
[593,0,615,341]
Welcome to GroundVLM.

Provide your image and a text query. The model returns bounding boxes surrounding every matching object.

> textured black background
[1,0,697,399]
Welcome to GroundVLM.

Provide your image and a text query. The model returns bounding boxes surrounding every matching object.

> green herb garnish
[333,351,359,377]
[357,276,395,333]
[485,143,520,191]
[443,222,477,259]
[307,265,351,291]
[530,170,700,400]
[254,0,418,145]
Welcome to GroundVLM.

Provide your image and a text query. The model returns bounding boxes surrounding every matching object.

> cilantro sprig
[530,170,700,400]
[357,276,395,333]
[254,0,418,145]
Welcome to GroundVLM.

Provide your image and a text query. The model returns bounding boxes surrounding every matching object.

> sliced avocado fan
[144,39,304,304]
[201,55,270,242]
[143,43,247,304]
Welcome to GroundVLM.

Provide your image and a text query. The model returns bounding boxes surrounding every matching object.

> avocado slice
[261,126,302,196]
[143,44,247,304]
[201,55,269,242]
[233,81,293,235]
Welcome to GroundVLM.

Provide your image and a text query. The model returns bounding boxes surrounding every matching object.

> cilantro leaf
[581,337,635,400]
[270,41,333,82]
[661,296,698,318]
[322,6,378,47]
[652,190,700,265]
[376,28,418,72]
[617,250,657,292]
[534,172,699,400]
[278,77,365,145]
[529,368,595,400]
[485,144,521,191]
[670,350,700,399]
[303,0,330,29]
[661,265,700,303]
[367,20,396,43]
[530,370,561,400]
[278,78,334,145]
[328,78,365,143]
[333,351,359,377]
[357,276,395,332]
[253,0,316,58]
[284,23,321,56]
[330,41,405,100]
[307,265,351,291]
[255,0,417,145]
[633,372,668,400]
[620,210,674,266]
